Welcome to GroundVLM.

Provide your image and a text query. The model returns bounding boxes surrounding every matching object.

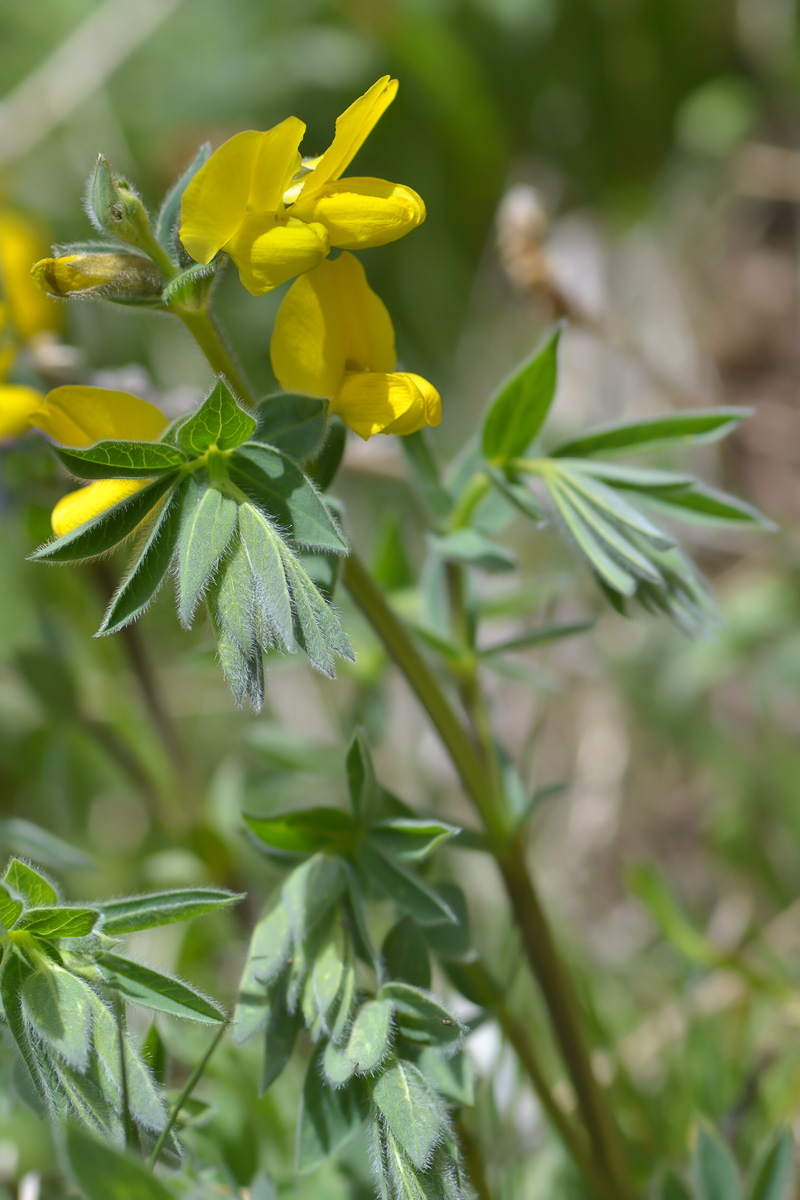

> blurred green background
[1,0,800,1196]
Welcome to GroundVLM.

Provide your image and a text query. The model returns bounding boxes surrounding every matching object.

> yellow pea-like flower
[0,210,61,343]
[270,252,441,440]
[180,77,425,296]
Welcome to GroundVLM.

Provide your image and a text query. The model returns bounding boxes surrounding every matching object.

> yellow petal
[270,253,395,398]
[0,211,61,340]
[294,178,425,249]
[332,371,440,440]
[0,384,44,441]
[51,479,147,538]
[180,118,305,265]
[299,77,398,198]
[226,213,329,296]
[32,386,168,447]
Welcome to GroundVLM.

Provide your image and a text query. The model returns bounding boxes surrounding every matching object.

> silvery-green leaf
[296,1044,364,1173]
[347,999,393,1075]
[177,480,238,626]
[30,475,177,564]
[97,886,242,935]
[98,953,225,1023]
[372,1057,447,1171]
[231,443,347,553]
[22,964,93,1071]
[379,983,465,1050]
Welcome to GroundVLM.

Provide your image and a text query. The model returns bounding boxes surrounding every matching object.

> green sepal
[255,393,328,460]
[54,439,186,481]
[177,378,256,453]
[96,886,242,935]
[482,325,562,464]
[30,474,178,564]
[230,443,348,554]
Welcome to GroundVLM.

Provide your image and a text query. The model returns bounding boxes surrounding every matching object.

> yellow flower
[180,77,425,296]
[3,383,168,536]
[0,210,60,342]
[270,252,441,440]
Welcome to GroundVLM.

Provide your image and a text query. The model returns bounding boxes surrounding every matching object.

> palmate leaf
[176,479,238,625]
[230,443,348,553]
[255,393,328,460]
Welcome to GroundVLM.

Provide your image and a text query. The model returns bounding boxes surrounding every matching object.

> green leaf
[0,881,23,929]
[208,536,256,653]
[358,841,456,926]
[552,472,665,583]
[55,440,186,480]
[30,475,178,563]
[658,1169,696,1200]
[157,140,211,251]
[330,940,357,1045]
[97,887,242,935]
[0,951,48,1107]
[21,964,93,1071]
[98,953,225,1024]
[400,431,453,521]
[486,467,546,522]
[65,1125,175,1200]
[628,865,713,966]
[244,808,353,859]
[177,480,238,625]
[635,481,775,529]
[177,378,256,453]
[233,902,290,1045]
[0,818,92,871]
[383,1131,430,1200]
[382,917,432,990]
[749,1129,794,1200]
[98,481,186,635]
[230,443,348,553]
[16,907,98,937]
[370,819,459,863]
[346,728,378,825]
[255,394,327,459]
[347,999,393,1075]
[552,408,750,458]
[87,990,168,1133]
[261,986,301,1094]
[420,884,473,962]
[553,464,676,548]
[480,621,593,657]
[379,983,465,1050]
[237,502,295,650]
[296,1045,364,1173]
[323,1040,357,1087]
[372,1057,447,1170]
[482,326,562,463]
[430,529,516,573]
[547,476,637,595]
[696,1125,742,1200]
[3,858,58,906]
[302,916,346,1034]
[282,854,347,945]
[417,1047,474,1107]
[278,541,354,676]
[309,418,347,491]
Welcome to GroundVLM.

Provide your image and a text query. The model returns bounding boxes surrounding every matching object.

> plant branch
[149,1022,227,1169]
[174,305,255,408]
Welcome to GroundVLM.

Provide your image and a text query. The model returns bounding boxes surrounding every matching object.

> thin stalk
[454,1115,496,1200]
[174,305,255,407]
[342,551,636,1200]
[149,1022,227,1169]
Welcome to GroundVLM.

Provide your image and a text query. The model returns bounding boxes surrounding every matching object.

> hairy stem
[342,550,635,1200]
[174,305,255,407]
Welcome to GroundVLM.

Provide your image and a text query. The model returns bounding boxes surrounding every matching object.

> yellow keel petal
[295,178,425,249]
[51,479,148,537]
[332,371,440,440]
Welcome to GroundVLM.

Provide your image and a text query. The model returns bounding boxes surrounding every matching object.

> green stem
[149,1022,227,1170]
[342,551,636,1200]
[174,306,256,408]
[450,470,491,530]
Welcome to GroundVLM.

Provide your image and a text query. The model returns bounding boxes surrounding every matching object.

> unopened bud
[87,154,153,249]
[31,252,163,301]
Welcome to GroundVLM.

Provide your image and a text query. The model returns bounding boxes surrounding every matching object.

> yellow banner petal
[51,479,148,537]
[299,77,398,198]
[271,257,348,398]
[294,178,425,250]
[0,384,44,441]
[33,386,168,448]
[331,252,395,374]
[227,213,329,296]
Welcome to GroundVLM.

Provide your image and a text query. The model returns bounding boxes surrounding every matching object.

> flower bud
[86,154,154,250]
[31,252,163,301]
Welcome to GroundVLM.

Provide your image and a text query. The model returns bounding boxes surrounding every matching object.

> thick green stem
[342,551,636,1200]
[174,306,255,408]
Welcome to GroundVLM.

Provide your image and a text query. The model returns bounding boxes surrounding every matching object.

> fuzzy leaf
[30,475,177,563]
[296,1045,364,1173]
[323,1040,357,1087]
[177,378,256,454]
[278,541,354,676]
[553,465,676,548]
[382,918,432,990]
[22,964,93,1071]
[547,477,638,595]
[177,480,238,625]
[230,443,347,553]
[87,990,167,1133]
[238,503,295,649]
[3,858,58,906]
[482,326,561,463]
[372,1057,447,1171]
[417,1047,474,1106]
[98,953,225,1023]
[281,853,347,943]
[302,917,346,1034]
[97,887,242,935]
[15,906,98,937]
[261,987,301,1094]
[233,903,291,1044]
[358,841,456,926]
[0,952,48,1106]
[379,983,465,1050]
[0,882,23,930]
[256,394,327,459]
[65,1125,174,1200]
[55,440,186,480]
[348,1000,393,1075]
[552,408,750,458]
